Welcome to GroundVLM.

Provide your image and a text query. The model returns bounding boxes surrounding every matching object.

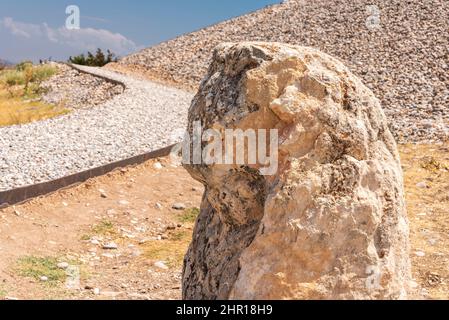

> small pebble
[172,203,186,210]
[154,261,169,270]
[415,251,426,257]
[416,182,427,189]
[155,202,163,210]
[153,162,163,170]
[119,200,130,206]
[99,189,108,198]
[103,242,118,250]
[57,262,69,269]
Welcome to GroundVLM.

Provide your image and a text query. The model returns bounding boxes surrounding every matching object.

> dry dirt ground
[0,144,447,300]
[0,158,204,300]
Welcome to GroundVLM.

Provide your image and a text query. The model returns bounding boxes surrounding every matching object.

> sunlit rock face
[182,42,411,300]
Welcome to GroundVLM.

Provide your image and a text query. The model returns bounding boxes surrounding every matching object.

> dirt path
[0,158,203,300]
[401,144,449,299]
[0,144,447,300]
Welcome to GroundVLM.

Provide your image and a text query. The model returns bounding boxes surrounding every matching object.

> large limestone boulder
[182,42,411,300]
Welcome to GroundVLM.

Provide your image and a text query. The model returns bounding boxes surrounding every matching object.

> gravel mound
[119,0,449,143]
[41,64,124,109]
[0,65,193,191]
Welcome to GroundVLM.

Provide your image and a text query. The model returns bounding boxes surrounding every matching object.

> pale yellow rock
[182,42,411,300]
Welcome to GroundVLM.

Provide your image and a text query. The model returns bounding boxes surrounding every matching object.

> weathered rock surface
[182,42,411,300]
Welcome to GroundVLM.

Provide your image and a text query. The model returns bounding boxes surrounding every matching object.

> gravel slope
[119,0,449,143]
[41,64,124,110]
[0,65,193,191]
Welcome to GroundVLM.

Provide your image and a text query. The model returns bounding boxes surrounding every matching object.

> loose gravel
[41,64,124,110]
[0,65,193,191]
[120,0,449,143]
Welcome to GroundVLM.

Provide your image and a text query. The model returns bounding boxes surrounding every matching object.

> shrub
[94,48,106,66]
[1,70,25,85]
[86,51,95,65]
[69,48,118,67]
[25,65,57,95]
[32,65,57,84]
[0,70,25,96]
[0,64,57,97]
[24,65,34,93]
[15,60,33,72]
[68,54,86,65]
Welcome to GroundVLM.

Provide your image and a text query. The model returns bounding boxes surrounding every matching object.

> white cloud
[0,17,139,56]
[1,17,39,38]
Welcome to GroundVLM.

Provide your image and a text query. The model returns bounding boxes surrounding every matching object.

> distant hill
[118,0,449,143]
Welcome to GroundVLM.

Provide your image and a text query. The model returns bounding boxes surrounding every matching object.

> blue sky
[0,0,280,62]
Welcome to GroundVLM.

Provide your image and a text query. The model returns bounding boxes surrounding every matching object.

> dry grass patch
[177,207,200,224]
[16,256,67,287]
[13,255,87,300]
[81,219,116,240]
[0,93,69,127]
[91,219,115,236]
[0,66,69,127]
[142,229,192,269]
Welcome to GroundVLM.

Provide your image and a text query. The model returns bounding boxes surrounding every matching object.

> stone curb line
[65,63,127,89]
[0,62,152,208]
[0,144,175,208]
